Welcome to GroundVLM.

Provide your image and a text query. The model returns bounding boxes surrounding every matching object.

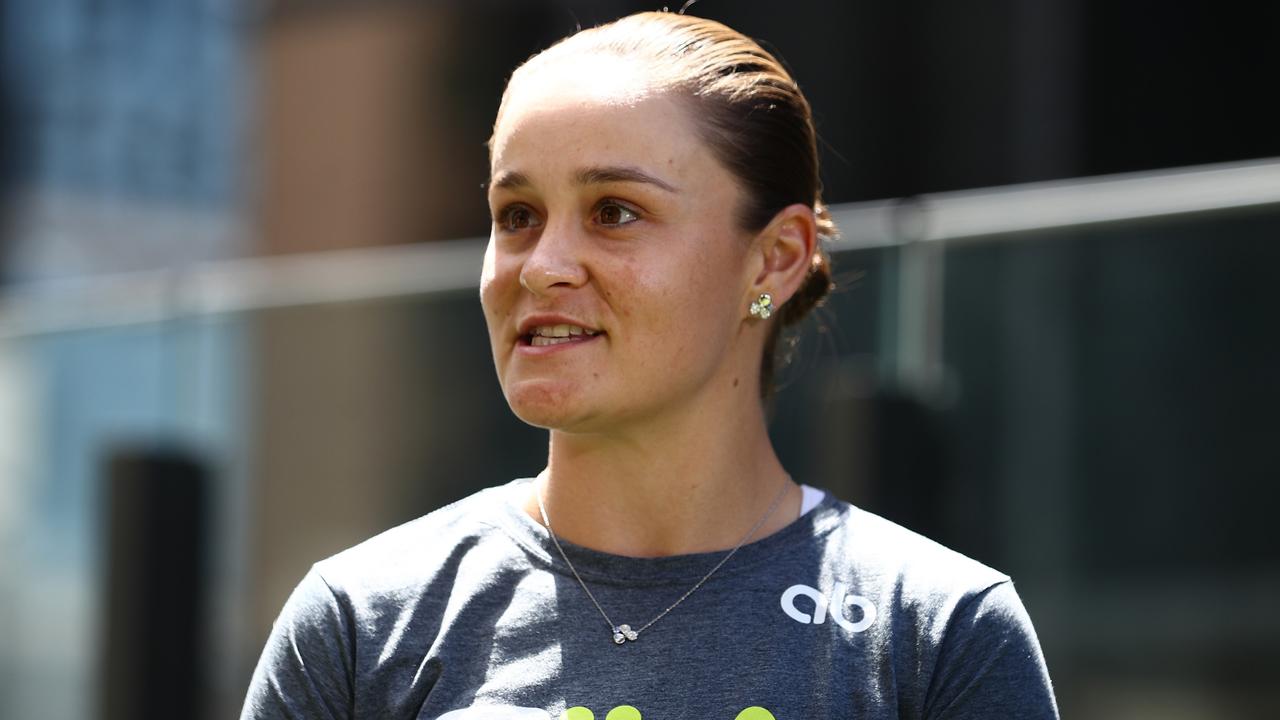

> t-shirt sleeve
[239,566,355,720]
[922,580,1060,720]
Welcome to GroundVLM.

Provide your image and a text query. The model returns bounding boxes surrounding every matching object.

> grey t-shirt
[240,479,1058,719]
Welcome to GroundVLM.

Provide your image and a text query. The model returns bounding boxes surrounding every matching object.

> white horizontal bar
[829,156,1280,251]
[0,239,487,339]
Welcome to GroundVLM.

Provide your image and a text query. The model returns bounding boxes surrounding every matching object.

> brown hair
[499,11,836,395]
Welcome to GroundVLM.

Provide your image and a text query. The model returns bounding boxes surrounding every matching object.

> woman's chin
[504,380,596,430]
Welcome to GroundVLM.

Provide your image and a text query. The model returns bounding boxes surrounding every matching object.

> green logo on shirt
[438,704,775,719]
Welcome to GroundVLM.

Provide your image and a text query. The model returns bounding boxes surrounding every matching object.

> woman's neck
[522,399,800,558]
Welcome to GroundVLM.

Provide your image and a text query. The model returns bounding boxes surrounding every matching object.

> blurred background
[1,0,1277,718]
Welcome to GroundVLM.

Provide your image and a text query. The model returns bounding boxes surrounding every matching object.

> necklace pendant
[612,624,639,644]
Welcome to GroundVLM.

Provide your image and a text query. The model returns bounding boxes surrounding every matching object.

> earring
[749,292,774,320]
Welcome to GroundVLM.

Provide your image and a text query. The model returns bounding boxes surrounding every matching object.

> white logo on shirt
[780,583,877,633]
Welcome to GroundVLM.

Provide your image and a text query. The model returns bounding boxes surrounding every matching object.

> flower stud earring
[749,292,774,320]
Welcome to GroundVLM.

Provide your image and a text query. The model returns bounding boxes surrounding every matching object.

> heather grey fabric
[240,478,1059,719]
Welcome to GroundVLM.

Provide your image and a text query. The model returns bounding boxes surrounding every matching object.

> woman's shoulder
[825,501,1057,716]
[809,494,1056,715]
[812,493,1012,603]
[310,480,528,597]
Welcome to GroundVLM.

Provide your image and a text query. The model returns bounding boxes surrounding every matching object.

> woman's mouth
[522,324,603,347]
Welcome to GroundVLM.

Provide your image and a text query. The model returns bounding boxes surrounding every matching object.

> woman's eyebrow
[487,166,680,193]
[576,165,679,193]
[489,170,530,190]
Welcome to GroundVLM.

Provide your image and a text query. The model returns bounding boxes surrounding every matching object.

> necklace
[535,477,791,645]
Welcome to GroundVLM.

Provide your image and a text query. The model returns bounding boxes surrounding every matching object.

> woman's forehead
[490,82,709,180]
[501,54,666,119]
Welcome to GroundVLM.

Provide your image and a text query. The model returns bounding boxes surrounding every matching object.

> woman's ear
[752,203,819,306]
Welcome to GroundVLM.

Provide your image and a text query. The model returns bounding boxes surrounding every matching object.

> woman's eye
[596,202,639,227]
[495,205,541,232]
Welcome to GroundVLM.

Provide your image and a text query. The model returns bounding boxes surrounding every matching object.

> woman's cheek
[480,250,518,316]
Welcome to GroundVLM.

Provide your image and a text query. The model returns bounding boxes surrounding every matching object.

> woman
[241,11,1058,720]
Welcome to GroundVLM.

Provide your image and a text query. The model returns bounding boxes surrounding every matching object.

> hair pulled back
[500,11,836,395]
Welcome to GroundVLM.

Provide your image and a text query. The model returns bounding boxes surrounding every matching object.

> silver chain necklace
[535,478,791,645]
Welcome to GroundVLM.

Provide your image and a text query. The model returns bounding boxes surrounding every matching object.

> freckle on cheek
[733,377,739,387]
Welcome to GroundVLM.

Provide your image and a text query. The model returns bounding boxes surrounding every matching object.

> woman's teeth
[528,324,599,346]
[531,336,576,346]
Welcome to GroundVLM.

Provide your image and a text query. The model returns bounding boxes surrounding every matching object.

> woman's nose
[518,222,588,295]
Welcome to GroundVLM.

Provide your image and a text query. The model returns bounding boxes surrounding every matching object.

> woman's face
[481,60,761,433]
